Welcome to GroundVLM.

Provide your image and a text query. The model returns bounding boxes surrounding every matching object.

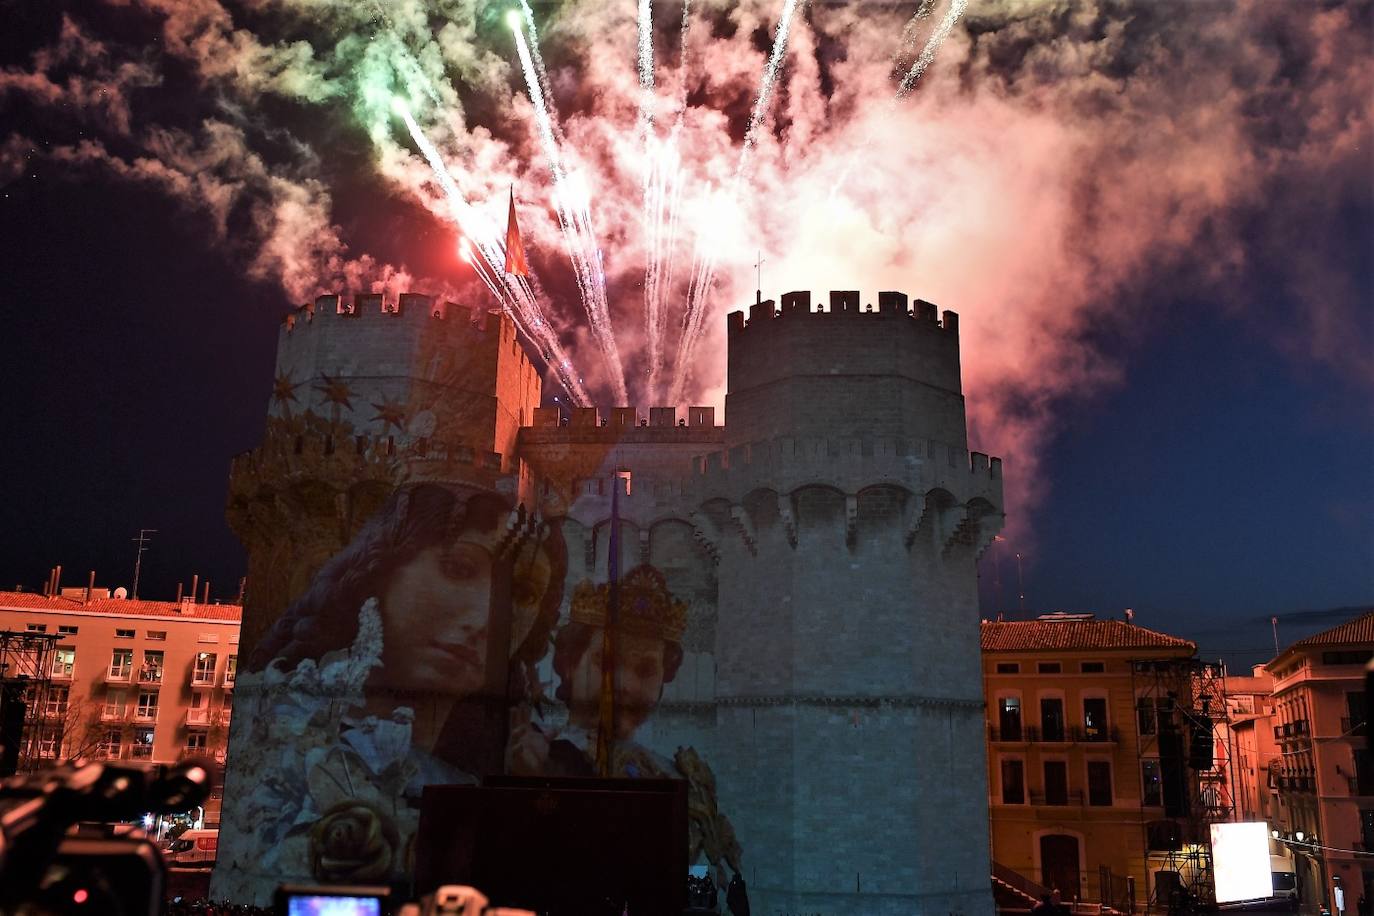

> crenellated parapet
[726,289,959,335]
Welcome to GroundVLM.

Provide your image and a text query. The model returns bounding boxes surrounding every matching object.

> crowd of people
[166,900,270,916]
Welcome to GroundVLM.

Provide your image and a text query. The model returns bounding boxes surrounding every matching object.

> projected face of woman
[379,539,492,696]
[378,531,551,696]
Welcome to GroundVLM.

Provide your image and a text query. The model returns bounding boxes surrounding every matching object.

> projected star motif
[371,399,406,432]
[314,375,354,411]
[271,373,300,405]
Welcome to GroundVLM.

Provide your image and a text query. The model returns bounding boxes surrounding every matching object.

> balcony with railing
[100,706,131,723]
[49,662,74,682]
[185,708,213,727]
[40,702,69,720]
[988,724,1119,744]
[1029,789,1085,806]
[136,666,163,686]
[104,665,133,685]
[133,707,158,725]
[129,743,153,760]
[191,668,216,687]
[1275,719,1311,740]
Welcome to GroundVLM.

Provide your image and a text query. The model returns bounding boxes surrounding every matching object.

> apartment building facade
[1264,611,1374,912]
[0,589,240,822]
[982,614,1200,909]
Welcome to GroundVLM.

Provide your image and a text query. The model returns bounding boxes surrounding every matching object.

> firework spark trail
[395,100,590,405]
[896,0,967,98]
[642,0,694,401]
[668,0,801,406]
[510,14,628,405]
[828,0,968,200]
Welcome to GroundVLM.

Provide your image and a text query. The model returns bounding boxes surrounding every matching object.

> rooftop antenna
[992,535,1006,621]
[754,250,765,306]
[1015,552,1025,616]
[131,528,156,599]
[1271,615,1280,656]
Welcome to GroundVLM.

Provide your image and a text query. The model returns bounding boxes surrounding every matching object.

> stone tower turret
[699,290,1002,914]
[224,292,540,656]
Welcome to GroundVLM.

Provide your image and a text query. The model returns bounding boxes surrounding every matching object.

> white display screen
[1210,822,1275,903]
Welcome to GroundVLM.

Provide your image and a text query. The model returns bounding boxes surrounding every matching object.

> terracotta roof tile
[981,619,1195,653]
[0,592,241,622]
[1290,610,1374,648]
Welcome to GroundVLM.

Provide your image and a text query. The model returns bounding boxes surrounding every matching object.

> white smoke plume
[1,0,1369,532]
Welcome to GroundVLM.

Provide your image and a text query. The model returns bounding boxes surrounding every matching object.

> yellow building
[1265,610,1374,912]
[983,613,1201,911]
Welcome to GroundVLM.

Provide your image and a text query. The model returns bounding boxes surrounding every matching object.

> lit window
[51,647,76,678]
[136,691,159,722]
[193,653,217,685]
[45,685,70,718]
[109,649,133,679]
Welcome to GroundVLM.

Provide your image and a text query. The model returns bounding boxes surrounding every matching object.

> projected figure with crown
[508,563,743,891]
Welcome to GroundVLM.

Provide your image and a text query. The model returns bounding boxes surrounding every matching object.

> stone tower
[696,290,1003,913]
[214,287,1002,913]
[223,293,540,654]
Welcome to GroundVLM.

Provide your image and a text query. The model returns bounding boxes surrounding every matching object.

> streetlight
[1296,831,1305,842]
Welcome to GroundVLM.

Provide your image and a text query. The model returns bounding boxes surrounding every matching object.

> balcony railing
[133,708,158,724]
[50,665,74,681]
[1275,720,1311,739]
[185,708,212,727]
[223,670,236,689]
[988,724,1119,744]
[100,707,130,723]
[136,667,163,686]
[1278,775,1317,792]
[1029,789,1085,806]
[191,671,216,687]
[129,744,153,760]
[41,704,69,720]
[104,667,132,684]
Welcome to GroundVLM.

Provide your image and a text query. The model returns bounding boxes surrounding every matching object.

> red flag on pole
[504,187,530,276]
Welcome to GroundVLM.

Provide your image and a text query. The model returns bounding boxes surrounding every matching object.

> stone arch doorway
[1040,833,1082,901]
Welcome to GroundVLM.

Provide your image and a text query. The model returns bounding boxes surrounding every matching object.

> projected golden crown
[569,565,688,643]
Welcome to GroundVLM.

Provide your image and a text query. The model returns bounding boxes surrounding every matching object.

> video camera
[0,757,213,916]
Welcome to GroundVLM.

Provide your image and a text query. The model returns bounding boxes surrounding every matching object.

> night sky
[0,0,1370,671]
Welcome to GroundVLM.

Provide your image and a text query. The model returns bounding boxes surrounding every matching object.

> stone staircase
[992,861,1126,915]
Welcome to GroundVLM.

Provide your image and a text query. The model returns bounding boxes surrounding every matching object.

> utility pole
[1271,616,1280,657]
[1015,552,1026,615]
[131,529,156,599]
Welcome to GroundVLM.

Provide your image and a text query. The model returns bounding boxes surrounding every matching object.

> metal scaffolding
[0,630,60,773]
[1131,657,1235,912]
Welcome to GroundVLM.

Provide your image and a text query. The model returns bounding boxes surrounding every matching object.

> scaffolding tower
[1131,657,1234,912]
[0,630,59,773]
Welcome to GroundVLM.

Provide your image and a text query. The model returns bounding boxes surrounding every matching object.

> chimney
[85,570,96,603]
[201,580,210,605]
[43,568,52,597]
[53,565,62,596]
[175,582,183,603]
[189,574,199,605]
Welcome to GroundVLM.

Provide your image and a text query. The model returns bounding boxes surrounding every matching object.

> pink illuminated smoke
[1,0,1370,533]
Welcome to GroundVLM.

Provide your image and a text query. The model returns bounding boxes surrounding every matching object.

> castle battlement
[727,290,959,335]
[275,293,534,378]
[690,435,1002,506]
